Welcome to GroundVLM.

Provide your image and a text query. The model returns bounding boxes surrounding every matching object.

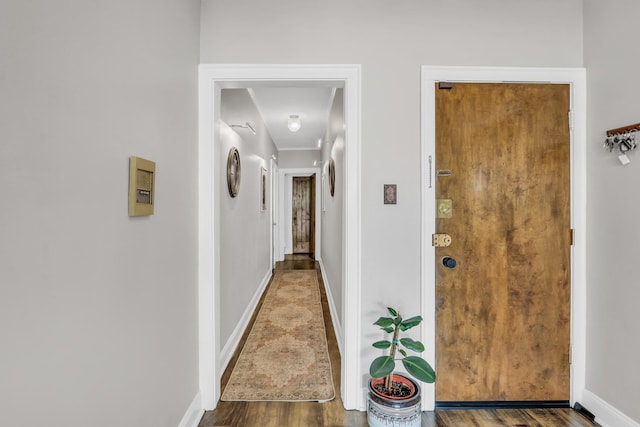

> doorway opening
[292,175,315,256]
[420,66,587,410]
[198,64,362,411]
[283,170,320,260]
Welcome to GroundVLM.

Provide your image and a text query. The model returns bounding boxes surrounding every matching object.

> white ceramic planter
[367,374,421,427]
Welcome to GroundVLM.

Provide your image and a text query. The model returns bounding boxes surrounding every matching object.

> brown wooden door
[435,83,571,403]
[292,176,311,254]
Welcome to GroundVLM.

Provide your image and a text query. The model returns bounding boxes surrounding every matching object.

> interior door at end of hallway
[292,176,311,254]
[435,82,571,403]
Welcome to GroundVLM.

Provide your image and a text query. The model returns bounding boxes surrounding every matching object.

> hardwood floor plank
[434,408,598,427]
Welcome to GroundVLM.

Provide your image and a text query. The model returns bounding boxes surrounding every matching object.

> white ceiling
[248,87,336,151]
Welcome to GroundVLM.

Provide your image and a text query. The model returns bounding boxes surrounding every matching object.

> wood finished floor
[198,255,599,427]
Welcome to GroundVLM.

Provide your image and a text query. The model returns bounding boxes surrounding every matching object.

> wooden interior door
[292,176,311,254]
[435,83,571,404]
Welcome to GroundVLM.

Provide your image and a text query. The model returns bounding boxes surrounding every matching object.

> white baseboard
[318,258,344,355]
[581,390,640,427]
[177,391,204,427]
[219,268,273,373]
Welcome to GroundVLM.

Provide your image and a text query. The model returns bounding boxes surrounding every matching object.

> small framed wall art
[129,156,156,216]
[260,166,267,211]
[384,184,397,205]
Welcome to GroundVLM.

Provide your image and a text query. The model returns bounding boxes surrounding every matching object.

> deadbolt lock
[432,233,452,247]
[437,199,453,218]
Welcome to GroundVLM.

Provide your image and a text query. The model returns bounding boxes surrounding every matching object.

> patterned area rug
[221,269,335,402]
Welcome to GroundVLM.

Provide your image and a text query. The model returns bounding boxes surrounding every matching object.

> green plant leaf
[399,338,425,353]
[387,307,398,317]
[398,348,407,357]
[402,356,436,383]
[370,355,395,378]
[372,340,391,349]
[399,315,423,331]
[374,317,394,327]
[383,327,394,334]
[393,316,403,326]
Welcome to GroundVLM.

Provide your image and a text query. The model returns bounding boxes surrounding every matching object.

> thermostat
[129,156,155,216]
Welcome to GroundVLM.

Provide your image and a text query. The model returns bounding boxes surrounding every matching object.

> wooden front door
[435,83,571,403]
[292,176,313,255]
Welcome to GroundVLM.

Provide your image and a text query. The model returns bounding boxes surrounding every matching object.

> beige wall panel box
[128,156,156,216]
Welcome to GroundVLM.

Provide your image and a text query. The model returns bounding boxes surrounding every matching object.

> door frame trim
[270,158,279,270]
[420,66,587,410]
[198,64,362,410]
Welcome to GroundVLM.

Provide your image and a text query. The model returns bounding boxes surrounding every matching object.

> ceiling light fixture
[287,115,301,132]
[229,122,256,135]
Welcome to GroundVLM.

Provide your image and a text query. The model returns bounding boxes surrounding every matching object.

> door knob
[442,257,457,269]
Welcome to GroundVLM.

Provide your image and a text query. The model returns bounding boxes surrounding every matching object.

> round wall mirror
[328,157,336,197]
[227,147,241,197]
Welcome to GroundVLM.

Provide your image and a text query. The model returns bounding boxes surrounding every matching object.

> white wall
[201,0,584,401]
[277,150,321,169]
[321,89,345,329]
[0,1,201,426]
[219,89,278,346]
[583,1,640,424]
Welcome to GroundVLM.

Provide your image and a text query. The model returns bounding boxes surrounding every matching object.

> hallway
[199,254,366,426]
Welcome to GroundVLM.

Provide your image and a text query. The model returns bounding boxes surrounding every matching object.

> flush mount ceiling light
[287,115,301,132]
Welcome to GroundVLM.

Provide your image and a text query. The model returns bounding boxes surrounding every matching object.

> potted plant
[367,307,436,427]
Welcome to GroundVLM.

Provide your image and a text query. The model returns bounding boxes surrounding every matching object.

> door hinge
[432,233,452,247]
[438,82,453,90]
[570,229,575,246]
[568,111,574,130]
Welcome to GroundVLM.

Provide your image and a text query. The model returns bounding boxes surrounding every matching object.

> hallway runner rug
[220,269,335,402]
